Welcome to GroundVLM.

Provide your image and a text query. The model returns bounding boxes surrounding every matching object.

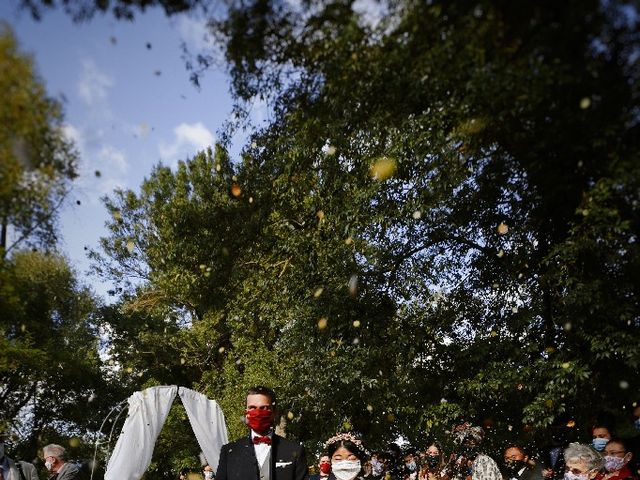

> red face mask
[320,463,331,475]
[246,409,274,433]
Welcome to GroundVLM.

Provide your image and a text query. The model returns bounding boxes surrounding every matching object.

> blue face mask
[634,418,640,431]
[592,438,609,451]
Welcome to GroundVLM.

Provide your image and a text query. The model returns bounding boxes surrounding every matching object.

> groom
[216,386,308,480]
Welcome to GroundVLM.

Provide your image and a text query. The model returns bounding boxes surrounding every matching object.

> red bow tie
[253,436,272,445]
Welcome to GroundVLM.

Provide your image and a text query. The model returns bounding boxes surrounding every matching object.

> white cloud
[176,15,212,52]
[77,59,114,107]
[62,123,83,150]
[97,145,128,175]
[159,122,215,163]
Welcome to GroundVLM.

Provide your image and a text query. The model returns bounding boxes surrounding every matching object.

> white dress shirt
[251,430,272,467]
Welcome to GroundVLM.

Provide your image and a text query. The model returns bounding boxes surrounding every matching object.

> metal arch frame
[90,398,129,480]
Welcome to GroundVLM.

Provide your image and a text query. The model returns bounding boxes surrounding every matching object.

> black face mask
[426,455,440,469]
[504,460,525,476]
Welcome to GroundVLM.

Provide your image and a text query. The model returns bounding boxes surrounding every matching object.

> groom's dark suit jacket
[216,433,308,480]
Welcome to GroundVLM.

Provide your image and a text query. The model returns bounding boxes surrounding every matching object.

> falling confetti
[231,183,242,197]
[218,347,225,353]
[496,249,505,258]
[287,411,295,420]
[343,421,352,430]
[620,380,629,389]
[126,240,135,253]
[345,236,354,245]
[366,405,373,412]
[318,317,328,329]
[561,362,570,369]
[314,287,324,298]
[386,413,396,422]
[353,320,361,328]
[326,145,337,156]
[564,322,572,331]
[69,438,81,448]
[180,357,186,364]
[413,210,422,219]
[348,274,358,296]
[146,42,152,49]
[370,157,397,181]
[580,97,591,109]
[317,210,325,221]
[95,170,102,177]
[497,222,509,234]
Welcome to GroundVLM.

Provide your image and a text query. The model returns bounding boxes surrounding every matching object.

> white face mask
[332,460,361,480]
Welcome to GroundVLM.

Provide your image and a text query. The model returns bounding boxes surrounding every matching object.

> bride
[324,432,369,480]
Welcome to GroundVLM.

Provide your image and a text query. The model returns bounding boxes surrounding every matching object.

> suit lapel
[240,435,260,476]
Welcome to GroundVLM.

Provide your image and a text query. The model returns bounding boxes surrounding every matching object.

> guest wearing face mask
[449,423,502,480]
[591,425,614,453]
[42,444,79,480]
[310,455,332,480]
[419,441,448,480]
[595,439,637,480]
[402,449,419,480]
[324,432,368,480]
[370,451,393,480]
[502,445,542,480]
[563,443,603,480]
[0,435,39,480]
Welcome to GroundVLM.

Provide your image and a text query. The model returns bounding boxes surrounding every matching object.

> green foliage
[0,23,78,255]
[0,251,108,452]
[39,0,640,467]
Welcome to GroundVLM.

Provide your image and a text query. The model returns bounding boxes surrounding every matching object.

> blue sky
[1,2,250,298]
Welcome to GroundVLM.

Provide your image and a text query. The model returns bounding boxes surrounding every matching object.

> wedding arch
[101,385,228,480]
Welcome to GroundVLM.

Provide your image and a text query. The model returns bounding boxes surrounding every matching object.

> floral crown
[323,432,368,455]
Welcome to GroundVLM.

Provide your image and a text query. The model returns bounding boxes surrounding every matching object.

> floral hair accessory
[323,432,369,455]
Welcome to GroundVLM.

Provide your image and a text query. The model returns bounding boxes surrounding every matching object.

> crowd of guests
[308,421,640,480]
[2,385,639,480]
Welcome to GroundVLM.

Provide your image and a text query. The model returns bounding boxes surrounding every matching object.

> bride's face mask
[332,446,361,480]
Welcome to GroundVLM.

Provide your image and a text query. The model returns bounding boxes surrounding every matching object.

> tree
[0,251,110,457]
[0,23,78,256]
[51,0,640,458]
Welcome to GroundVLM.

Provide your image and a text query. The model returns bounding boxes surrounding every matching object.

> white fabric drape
[178,387,229,471]
[105,385,178,480]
